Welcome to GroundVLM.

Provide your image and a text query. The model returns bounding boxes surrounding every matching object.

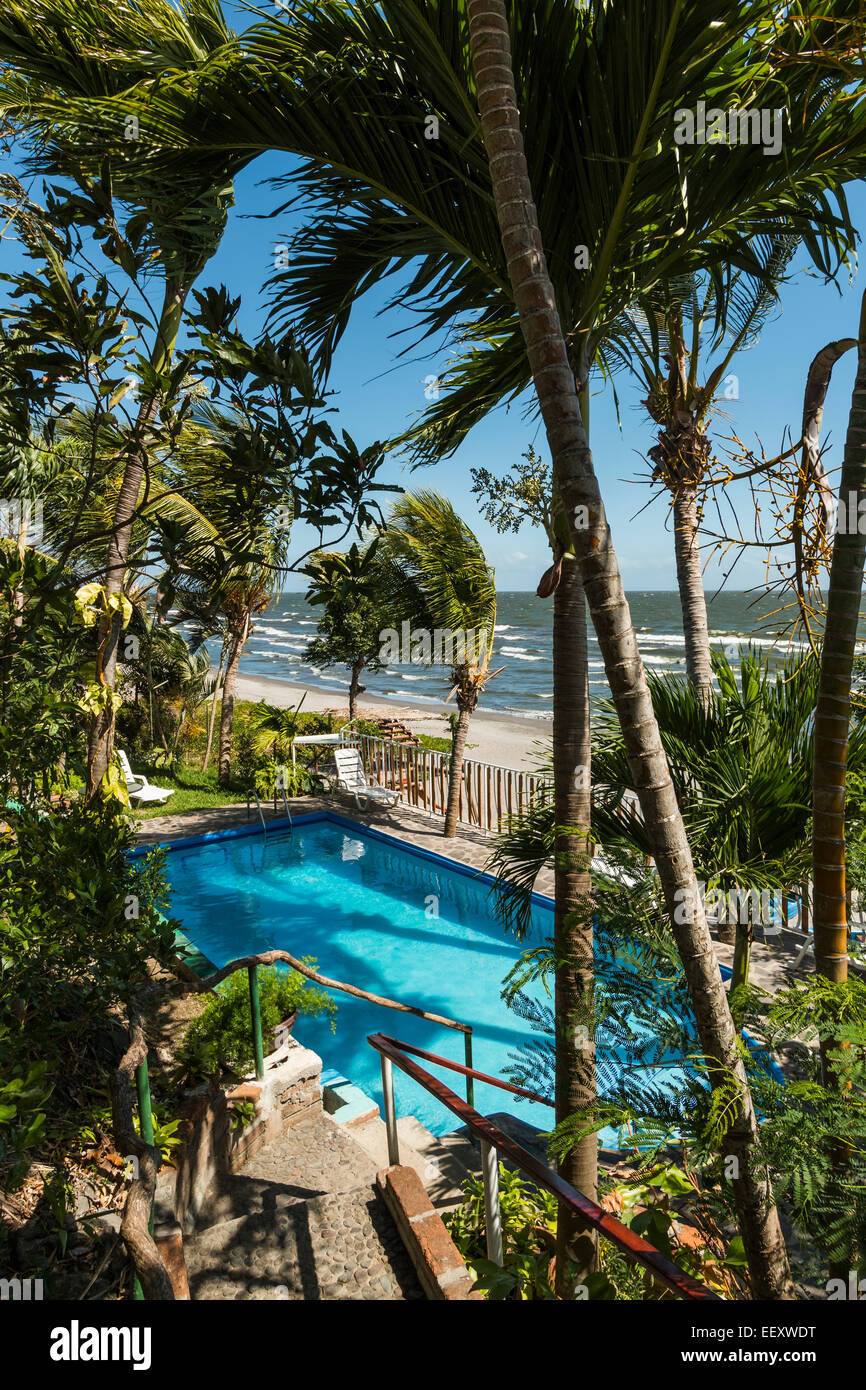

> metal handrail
[367,1031,720,1302]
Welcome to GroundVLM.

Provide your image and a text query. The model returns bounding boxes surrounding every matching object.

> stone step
[193,1110,380,1231]
[348,1115,479,1210]
[184,1185,424,1301]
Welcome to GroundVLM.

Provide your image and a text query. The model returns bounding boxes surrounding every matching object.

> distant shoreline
[233,669,551,771]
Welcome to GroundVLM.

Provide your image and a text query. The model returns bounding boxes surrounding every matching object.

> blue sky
[206,154,866,592]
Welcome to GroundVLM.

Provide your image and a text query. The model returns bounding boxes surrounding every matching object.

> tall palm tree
[0,0,243,796]
[812,290,866,984]
[472,446,595,1288]
[463,0,796,1301]
[381,491,497,837]
[605,252,796,704]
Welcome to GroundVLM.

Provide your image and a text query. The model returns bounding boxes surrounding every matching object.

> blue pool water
[158,815,696,1141]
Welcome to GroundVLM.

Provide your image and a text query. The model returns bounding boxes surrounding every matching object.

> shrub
[174,963,337,1083]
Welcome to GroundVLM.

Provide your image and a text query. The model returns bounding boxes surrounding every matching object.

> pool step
[348,1115,480,1210]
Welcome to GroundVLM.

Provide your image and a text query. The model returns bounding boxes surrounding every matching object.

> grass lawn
[127,760,251,820]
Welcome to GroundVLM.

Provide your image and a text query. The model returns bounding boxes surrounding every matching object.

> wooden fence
[354,733,550,833]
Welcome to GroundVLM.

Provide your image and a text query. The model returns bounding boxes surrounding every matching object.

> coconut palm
[604,249,796,703]
[381,491,496,837]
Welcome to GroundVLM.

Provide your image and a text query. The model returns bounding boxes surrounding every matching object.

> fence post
[464,1031,475,1109]
[133,1053,155,1301]
[481,1139,504,1265]
[380,1054,400,1165]
[248,964,265,1081]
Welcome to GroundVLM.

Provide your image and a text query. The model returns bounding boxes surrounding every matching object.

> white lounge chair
[333,747,400,811]
[116,749,174,805]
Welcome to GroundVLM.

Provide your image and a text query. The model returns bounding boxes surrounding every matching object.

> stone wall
[156,1038,323,1236]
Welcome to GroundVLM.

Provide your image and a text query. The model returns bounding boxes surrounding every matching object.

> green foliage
[0,1049,51,1184]
[0,799,177,1187]
[175,964,337,1084]
[445,1165,559,1300]
[302,541,392,695]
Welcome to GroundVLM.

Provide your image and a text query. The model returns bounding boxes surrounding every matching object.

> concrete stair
[183,1109,425,1301]
[348,1115,480,1211]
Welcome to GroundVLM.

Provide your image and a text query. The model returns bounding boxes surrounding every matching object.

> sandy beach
[234,671,551,771]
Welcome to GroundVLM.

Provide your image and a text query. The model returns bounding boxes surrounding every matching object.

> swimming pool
[154,813,697,1141]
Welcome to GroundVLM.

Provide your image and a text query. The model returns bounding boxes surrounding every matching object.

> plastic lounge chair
[116,749,174,805]
[333,747,400,811]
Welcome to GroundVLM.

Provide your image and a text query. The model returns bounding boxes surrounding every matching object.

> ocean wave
[500,647,542,660]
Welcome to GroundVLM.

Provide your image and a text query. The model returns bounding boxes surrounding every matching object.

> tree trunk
[466,0,793,1299]
[673,485,713,703]
[812,291,866,985]
[730,906,753,1030]
[349,658,366,720]
[86,276,188,800]
[444,702,472,837]
[202,639,228,775]
[551,554,596,1293]
[218,613,251,788]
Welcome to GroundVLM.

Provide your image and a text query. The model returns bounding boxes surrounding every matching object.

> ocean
[221,589,812,721]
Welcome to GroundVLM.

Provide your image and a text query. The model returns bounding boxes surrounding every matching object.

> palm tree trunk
[673,485,713,702]
[218,613,251,788]
[812,290,866,984]
[466,0,793,1299]
[86,276,189,800]
[551,553,596,1292]
[730,905,753,1030]
[444,701,472,837]
[349,658,366,720]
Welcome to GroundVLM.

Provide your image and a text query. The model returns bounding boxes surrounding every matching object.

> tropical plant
[591,649,866,1008]
[174,964,337,1084]
[604,253,796,703]
[445,1164,559,1299]
[302,542,391,718]
[0,0,248,796]
[380,490,497,837]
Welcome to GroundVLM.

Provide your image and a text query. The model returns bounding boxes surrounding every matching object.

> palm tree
[812,291,866,983]
[593,651,866,1000]
[0,0,243,796]
[303,543,390,720]
[605,252,796,703]
[472,445,595,1288]
[463,0,797,1300]
[145,403,293,788]
[381,491,496,837]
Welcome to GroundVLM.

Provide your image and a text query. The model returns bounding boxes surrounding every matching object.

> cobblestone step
[184,1109,425,1300]
[184,1186,424,1300]
[195,1110,379,1229]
